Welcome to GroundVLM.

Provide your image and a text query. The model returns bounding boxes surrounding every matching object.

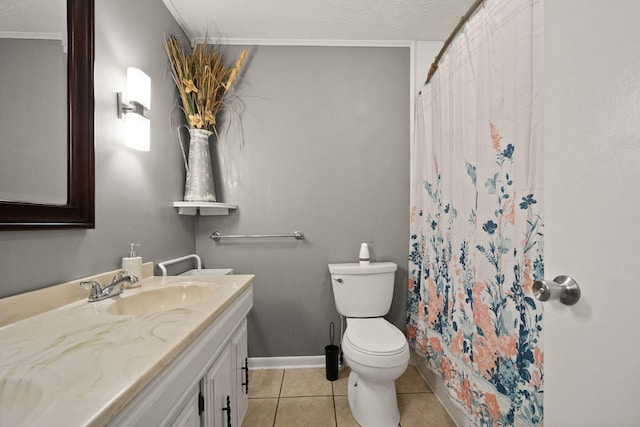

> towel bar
[210,231,304,241]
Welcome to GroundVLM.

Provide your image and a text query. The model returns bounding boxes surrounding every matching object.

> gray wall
[0,0,194,298]
[196,45,410,357]
[0,7,412,361]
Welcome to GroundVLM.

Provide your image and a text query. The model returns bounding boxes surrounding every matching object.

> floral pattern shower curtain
[408,0,544,425]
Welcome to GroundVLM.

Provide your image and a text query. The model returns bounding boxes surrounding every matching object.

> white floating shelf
[173,202,238,216]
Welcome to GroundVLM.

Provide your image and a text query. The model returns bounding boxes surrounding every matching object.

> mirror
[0,0,94,230]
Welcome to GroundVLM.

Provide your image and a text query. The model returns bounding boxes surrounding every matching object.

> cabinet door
[170,388,201,427]
[202,343,234,427]
[232,320,249,426]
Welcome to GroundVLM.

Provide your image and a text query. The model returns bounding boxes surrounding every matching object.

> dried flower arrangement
[165,35,247,132]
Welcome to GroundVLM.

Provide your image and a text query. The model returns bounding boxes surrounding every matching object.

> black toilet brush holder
[325,322,339,381]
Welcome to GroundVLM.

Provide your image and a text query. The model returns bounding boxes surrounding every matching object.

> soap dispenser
[122,243,142,287]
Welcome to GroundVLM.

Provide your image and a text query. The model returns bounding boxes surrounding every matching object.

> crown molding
[192,37,413,48]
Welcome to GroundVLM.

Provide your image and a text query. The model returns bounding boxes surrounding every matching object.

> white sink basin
[104,283,216,316]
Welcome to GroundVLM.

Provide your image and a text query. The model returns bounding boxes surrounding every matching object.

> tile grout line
[331,380,338,427]
[278,394,338,398]
[271,370,286,427]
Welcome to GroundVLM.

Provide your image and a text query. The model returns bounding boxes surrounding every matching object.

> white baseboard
[248,356,326,370]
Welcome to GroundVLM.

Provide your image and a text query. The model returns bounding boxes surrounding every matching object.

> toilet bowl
[342,317,409,427]
[328,261,408,427]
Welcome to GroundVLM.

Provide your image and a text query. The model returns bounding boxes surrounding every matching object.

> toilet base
[347,371,400,427]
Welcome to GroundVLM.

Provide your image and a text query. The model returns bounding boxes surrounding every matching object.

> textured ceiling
[162,0,474,43]
[1,1,472,42]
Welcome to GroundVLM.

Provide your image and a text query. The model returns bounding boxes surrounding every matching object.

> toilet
[328,262,410,427]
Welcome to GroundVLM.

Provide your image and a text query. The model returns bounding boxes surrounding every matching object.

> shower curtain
[408,0,544,425]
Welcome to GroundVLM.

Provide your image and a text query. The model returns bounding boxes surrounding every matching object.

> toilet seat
[343,318,409,368]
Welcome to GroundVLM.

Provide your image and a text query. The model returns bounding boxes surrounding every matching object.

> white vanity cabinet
[200,318,249,427]
[107,286,252,427]
[232,320,249,425]
[170,388,201,427]
[202,342,234,427]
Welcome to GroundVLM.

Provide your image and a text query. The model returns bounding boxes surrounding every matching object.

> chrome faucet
[80,271,139,302]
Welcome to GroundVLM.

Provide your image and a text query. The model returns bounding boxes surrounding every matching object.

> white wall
[544,1,640,425]
[412,41,442,96]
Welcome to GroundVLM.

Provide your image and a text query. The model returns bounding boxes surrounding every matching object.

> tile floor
[242,365,456,427]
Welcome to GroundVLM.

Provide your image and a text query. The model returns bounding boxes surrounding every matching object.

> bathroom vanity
[0,266,254,426]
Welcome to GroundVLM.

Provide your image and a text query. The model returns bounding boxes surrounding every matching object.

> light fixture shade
[125,113,150,151]
[126,67,151,110]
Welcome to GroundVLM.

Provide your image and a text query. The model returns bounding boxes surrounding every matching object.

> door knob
[533,275,580,305]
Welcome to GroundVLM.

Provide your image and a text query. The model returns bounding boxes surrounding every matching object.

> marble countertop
[0,273,255,426]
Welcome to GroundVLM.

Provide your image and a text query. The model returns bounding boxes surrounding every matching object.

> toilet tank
[328,262,397,317]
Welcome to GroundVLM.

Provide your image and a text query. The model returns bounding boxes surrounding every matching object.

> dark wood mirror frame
[0,0,95,230]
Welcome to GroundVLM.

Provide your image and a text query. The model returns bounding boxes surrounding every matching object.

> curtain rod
[425,0,485,85]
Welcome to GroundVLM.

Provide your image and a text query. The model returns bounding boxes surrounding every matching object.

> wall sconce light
[117,67,151,151]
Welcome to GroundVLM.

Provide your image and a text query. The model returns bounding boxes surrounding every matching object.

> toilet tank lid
[328,262,397,275]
